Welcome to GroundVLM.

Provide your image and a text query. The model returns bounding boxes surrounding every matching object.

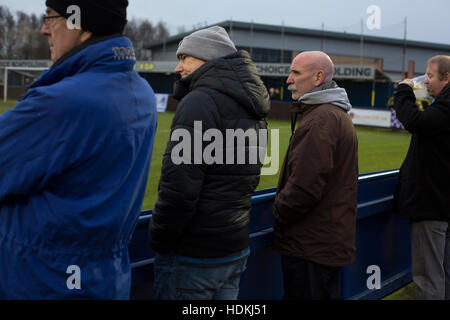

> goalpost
[3,67,49,102]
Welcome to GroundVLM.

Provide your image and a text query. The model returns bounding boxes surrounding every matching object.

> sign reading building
[254,63,375,80]
[334,65,375,80]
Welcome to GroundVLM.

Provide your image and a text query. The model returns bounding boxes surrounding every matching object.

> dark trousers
[281,255,341,300]
[409,221,450,300]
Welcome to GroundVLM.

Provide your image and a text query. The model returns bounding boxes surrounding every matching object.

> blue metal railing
[129,169,411,300]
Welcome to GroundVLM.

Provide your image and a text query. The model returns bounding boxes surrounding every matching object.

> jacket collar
[291,102,319,116]
[172,57,218,101]
[438,84,450,98]
[30,35,135,89]
[291,81,335,115]
[52,34,123,68]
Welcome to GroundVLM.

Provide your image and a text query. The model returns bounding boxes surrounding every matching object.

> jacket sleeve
[0,89,108,204]
[273,114,337,224]
[0,91,70,202]
[149,91,219,253]
[393,84,448,134]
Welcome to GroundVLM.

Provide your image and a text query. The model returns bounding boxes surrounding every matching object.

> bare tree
[124,18,169,60]
[31,13,50,59]
[0,6,49,59]
[0,7,7,57]
[0,6,18,59]
[0,4,169,60]
[155,22,169,40]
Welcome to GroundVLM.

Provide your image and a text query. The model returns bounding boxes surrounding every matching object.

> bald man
[272,51,358,300]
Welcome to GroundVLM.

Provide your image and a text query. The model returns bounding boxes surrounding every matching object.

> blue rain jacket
[0,36,157,299]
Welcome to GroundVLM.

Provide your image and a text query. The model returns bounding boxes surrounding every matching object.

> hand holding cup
[399,79,414,88]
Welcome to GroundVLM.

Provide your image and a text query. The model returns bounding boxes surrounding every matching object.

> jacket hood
[174,50,270,118]
[298,81,352,112]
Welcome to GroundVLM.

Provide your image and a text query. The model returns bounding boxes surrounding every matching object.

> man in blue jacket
[0,0,157,299]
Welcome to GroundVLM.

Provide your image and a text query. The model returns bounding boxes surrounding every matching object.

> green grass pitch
[142,111,410,210]
[0,100,411,210]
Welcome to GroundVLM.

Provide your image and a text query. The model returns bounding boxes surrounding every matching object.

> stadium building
[140,20,450,112]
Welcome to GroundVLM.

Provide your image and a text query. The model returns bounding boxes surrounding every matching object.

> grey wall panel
[150,25,450,73]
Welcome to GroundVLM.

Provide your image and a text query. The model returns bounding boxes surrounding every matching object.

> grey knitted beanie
[176,26,237,61]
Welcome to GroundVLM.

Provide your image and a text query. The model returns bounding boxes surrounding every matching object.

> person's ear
[80,30,93,42]
[315,70,324,86]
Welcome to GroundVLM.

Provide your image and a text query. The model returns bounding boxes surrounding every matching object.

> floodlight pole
[401,17,407,77]
[360,18,364,66]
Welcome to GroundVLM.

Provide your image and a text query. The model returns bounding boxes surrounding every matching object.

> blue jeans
[153,250,248,300]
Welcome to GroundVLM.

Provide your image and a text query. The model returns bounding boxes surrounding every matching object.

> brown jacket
[273,102,358,267]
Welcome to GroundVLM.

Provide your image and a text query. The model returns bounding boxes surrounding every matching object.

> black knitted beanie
[45,0,129,35]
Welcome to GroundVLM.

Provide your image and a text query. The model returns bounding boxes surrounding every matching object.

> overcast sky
[1,0,449,45]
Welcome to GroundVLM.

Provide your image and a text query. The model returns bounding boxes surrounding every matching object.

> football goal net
[3,67,49,102]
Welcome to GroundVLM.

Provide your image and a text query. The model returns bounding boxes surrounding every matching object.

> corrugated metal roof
[146,20,450,51]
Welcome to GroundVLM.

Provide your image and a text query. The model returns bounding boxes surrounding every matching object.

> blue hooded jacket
[0,36,157,299]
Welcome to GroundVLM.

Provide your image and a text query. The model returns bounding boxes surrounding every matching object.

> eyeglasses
[42,14,64,27]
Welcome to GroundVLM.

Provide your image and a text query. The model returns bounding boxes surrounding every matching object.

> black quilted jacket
[149,50,270,257]
[393,84,450,221]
